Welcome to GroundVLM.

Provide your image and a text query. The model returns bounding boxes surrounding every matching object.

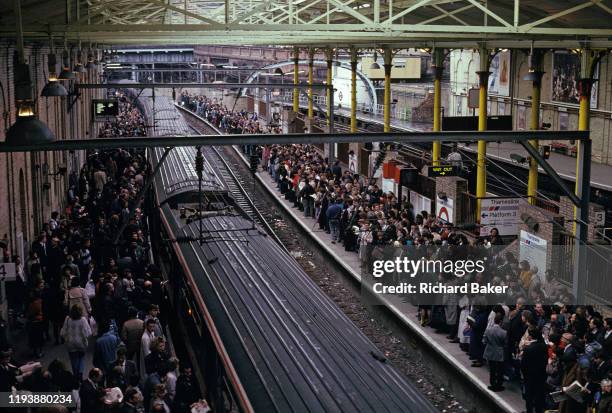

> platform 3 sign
[479,197,526,236]
[428,166,459,177]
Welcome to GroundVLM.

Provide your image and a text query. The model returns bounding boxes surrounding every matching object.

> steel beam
[0,130,589,153]
[77,82,331,89]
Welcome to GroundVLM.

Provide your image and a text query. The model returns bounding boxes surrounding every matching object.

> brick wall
[435,176,468,224]
[559,196,605,242]
[0,40,101,259]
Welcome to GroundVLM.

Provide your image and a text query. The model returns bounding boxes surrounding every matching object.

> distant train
[144,95,438,412]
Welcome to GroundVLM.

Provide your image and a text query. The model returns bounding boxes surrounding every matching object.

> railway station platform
[296,102,612,191]
[244,156,524,413]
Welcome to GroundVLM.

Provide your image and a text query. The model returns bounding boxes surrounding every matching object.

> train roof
[139,94,227,204]
[151,146,226,205]
[170,212,437,413]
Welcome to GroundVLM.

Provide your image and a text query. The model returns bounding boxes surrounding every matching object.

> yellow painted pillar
[383,47,393,132]
[293,47,299,112]
[432,49,444,165]
[350,47,358,133]
[326,48,333,127]
[307,48,314,119]
[527,68,544,205]
[475,46,490,220]
[571,48,600,235]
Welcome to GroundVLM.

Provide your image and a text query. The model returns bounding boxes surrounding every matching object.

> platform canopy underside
[1,0,612,48]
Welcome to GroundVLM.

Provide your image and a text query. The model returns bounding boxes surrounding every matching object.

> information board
[92,99,119,119]
[479,197,526,236]
[519,230,548,281]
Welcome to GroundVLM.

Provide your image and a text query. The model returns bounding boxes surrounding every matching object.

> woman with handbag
[60,304,92,381]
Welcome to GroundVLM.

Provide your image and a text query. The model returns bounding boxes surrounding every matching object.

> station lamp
[370,51,381,69]
[85,48,97,70]
[6,62,55,144]
[58,49,76,80]
[73,49,87,75]
[41,50,68,97]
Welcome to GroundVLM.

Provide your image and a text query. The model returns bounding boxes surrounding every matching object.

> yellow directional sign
[428,166,459,177]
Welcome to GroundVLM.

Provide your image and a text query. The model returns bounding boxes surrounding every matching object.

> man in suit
[113,347,139,387]
[483,312,507,391]
[521,327,548,413]
[120,387,143,413]
[31,233,48,274]
[121,307,144,361]
[79,368,105,413]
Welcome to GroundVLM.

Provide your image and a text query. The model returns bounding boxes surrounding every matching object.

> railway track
[180,108,288,253]
[175,105,516,412]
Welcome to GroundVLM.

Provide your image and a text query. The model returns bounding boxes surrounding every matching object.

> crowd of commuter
[179,91,282,134]
[0,101,202,412]
[260,142,612,413]
[97,94,147,138]
[171,92,612,412]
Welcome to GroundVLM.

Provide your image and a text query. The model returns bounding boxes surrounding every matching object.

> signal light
[541,145,551,159]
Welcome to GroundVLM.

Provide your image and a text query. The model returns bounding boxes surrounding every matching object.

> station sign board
[92,99,119,120]
[519,230,548,280]
[479,197,526,236]
[427,165,459,178]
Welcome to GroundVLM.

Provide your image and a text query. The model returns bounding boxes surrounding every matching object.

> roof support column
[527,51,544,205]
[325,48,334,127]
[572,48,597,304]
[476,44,490,221]
[350,47,358,133]
[432,48,444,166]
[383,47,393,132]
[293,47,299,113]
[307,48,315,120]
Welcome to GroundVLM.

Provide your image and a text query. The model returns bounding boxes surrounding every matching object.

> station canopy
[1,0,612,48]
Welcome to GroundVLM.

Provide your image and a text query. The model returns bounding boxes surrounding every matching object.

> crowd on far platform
[179,91,282,135]
[172,93,612,413]
[260,141,612,413]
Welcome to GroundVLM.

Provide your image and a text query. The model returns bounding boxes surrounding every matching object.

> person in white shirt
[140,319,157,380]
[165,357,179,401]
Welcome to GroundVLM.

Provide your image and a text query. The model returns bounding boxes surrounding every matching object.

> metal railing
[274,90,416,121]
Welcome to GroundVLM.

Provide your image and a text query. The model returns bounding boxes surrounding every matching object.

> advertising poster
[559,112,569,131]
[518,105,526,130]
[552,51,599,108]
[488,51,510,96]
